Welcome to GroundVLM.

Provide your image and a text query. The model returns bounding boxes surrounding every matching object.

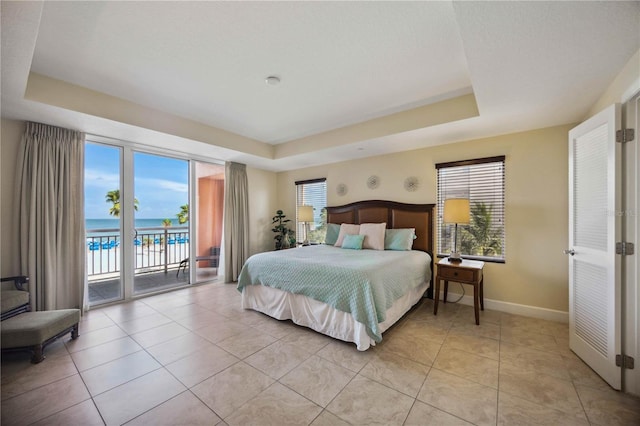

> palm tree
[308,207,327,243]
[105,190,120,217]
[176,204,189,224]
[460,201,503,256]
[162,218,172,227]
[105,189,139,217]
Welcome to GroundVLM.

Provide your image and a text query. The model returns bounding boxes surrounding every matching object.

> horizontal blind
[436,156,505,261]
[295,178,327,243]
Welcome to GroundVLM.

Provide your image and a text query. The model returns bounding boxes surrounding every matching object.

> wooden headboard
[326,200,435,255]
[326,200,435,297]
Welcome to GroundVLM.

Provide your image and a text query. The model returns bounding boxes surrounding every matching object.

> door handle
[563,249,576,256]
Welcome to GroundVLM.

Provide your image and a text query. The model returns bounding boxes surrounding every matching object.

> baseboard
[437,290,569,323]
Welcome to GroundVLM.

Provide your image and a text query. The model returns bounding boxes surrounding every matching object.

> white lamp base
[302,222,311,246]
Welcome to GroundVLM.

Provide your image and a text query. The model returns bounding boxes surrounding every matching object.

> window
[436,156,505,262]
[295,178,327,244]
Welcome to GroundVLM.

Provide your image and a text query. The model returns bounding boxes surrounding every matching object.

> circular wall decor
[404,176,419,192]
[336,183,348,196]
[367,175,380,189]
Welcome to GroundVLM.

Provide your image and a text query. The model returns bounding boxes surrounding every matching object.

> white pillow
[359,223,386,250]
[336,224,361,247]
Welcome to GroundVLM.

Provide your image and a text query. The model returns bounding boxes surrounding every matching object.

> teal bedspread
[237,245,431,342]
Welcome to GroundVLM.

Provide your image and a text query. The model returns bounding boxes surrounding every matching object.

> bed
[237,200,435,350]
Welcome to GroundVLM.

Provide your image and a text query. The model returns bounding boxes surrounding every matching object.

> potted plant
[272,210,296,250]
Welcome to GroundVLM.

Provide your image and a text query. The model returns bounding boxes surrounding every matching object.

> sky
[85,143,189,220]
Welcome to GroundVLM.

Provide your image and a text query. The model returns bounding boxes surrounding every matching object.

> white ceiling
[2,1,639,171]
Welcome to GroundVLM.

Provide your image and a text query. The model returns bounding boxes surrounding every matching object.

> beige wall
[246,166,278,255]
[277,124,573,313]
[1,119,24,277]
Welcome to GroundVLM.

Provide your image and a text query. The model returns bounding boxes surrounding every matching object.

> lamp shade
[298,205,314,222]
[443,198,470,224]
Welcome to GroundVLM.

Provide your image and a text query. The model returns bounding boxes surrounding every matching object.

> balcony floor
[88,267,218,305]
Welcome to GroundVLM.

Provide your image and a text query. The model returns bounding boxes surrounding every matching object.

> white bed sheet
[241,280,430,351]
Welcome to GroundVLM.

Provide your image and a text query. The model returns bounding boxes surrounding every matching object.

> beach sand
[87,242,190,278]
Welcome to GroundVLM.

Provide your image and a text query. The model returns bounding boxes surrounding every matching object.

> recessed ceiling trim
[24,72,274,160]
[274,92,479,159]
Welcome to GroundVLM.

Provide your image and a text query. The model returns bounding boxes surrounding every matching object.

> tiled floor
[2,282,640,426]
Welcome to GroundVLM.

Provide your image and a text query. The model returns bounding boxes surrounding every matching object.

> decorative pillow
[325,223,340,245]
[359,223,386,250]
[341,234,365,250]
[385,228,416,250]
[336,223,360,247]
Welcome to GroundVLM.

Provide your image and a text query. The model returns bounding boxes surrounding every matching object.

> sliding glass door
[133,151,189,295]
[85,139,224,306]
[85,143,124,304]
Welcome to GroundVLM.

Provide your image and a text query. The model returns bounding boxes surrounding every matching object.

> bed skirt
[240,281,430,351]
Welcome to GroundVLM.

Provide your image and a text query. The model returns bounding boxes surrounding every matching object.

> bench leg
[71,323,79,340]
[31,344,44,364]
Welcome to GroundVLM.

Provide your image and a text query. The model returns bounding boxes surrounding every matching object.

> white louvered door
[568,104,622,390]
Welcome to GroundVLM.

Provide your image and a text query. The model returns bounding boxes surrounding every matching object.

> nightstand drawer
[438,265,475,282]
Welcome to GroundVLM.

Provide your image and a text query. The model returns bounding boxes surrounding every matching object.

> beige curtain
[16,122,85,311]
[223,162,249,282]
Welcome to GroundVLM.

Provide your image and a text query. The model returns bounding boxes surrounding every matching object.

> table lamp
[443,198,470,262]
[298,205,314,245]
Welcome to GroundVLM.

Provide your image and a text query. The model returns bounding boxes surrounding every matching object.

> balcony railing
[86,226,189,280]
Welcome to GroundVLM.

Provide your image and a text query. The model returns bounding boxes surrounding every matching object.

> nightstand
[434,258,485,325]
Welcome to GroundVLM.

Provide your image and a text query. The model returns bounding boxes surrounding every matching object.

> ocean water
[86,218,188,230]
[86,218,188,238]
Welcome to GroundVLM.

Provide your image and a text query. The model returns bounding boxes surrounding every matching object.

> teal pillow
[384,228,416,250]
[341,234,365,250]
[325,223,340,245]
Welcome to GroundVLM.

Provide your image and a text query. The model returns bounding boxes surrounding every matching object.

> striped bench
[1,309,80,363]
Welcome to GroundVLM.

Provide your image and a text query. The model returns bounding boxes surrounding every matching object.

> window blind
[295,178,327,244]
[436,156,505,262]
